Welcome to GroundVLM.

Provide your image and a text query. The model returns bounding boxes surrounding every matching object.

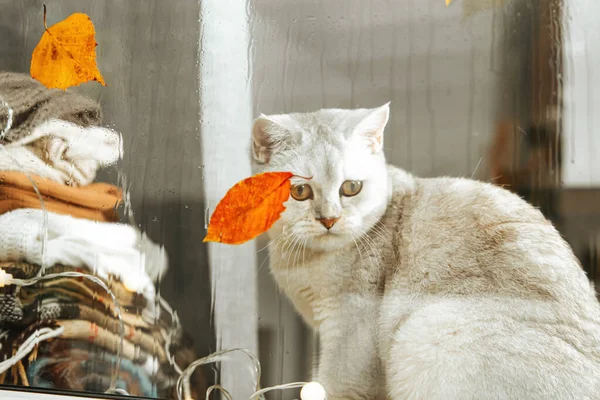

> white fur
[252,104,600,400]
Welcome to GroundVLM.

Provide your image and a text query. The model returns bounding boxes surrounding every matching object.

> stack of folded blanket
[0,72,205,397]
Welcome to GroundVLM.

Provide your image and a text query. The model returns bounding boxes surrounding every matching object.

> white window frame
[198,0,259,398]
[562,0,600,187]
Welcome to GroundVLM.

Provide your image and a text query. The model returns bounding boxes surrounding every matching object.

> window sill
[0,388,134,400]
[0,390,103,400]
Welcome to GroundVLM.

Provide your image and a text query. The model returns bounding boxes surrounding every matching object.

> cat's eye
[340,180,363,197]
[290,184,313,201]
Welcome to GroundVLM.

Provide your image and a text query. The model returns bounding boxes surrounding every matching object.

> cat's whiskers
[301,235,310,267]
[258,235,286,272]
[285,233,302,268]
[278,231,296,258]
[346,217,385,271]
[361,215,389,243]
[256,239,273,253]
[280,231,304,288]
[358,230,379,254]
[356,232,383,271]
[351,235,365,269]
[350,233,382,281]
[369,216,389,235]
[294,235,311,277]
[367,225,387,244]
[292,233,307,268]
[290,228,311,270]
[279,231,294,251]
[367,221,388,245]
[355,237,373,270]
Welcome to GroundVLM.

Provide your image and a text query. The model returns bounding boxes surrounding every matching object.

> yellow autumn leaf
[30,5,105,90]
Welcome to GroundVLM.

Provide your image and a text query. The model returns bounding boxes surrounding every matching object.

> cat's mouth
[318,229,346,238]
[311,229,337,239]
[306,229,354,250]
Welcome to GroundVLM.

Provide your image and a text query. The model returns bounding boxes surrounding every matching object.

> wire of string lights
[1,268,327,400]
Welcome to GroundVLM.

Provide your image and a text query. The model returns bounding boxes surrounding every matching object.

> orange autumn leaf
[204,172,294,245]
[30,6,106,90]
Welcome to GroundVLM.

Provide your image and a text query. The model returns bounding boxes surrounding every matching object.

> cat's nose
[318,217,339,230]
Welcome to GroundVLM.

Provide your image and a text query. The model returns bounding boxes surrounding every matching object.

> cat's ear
[352,102,390,154]
[251,114,296,164]
[252,115,274,164]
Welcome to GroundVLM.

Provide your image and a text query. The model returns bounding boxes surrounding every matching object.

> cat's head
[251,103,390,250]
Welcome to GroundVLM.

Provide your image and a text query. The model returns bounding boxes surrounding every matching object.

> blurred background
[0,0,598,399]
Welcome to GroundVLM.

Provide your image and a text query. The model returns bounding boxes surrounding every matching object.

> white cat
[251,103,600,400]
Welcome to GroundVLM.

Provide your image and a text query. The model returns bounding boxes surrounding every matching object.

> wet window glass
[0,0,598,399]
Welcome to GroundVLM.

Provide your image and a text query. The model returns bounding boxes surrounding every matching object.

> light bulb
[122,278,139,293]
[300,382,326,400]
[0,268,13,287]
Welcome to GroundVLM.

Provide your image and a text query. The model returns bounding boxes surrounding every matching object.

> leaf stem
[43,4,47,30]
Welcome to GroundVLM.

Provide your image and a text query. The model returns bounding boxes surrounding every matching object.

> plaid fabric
[0,285,22,323]
[0,262,147,309]
[0,261,202,397]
